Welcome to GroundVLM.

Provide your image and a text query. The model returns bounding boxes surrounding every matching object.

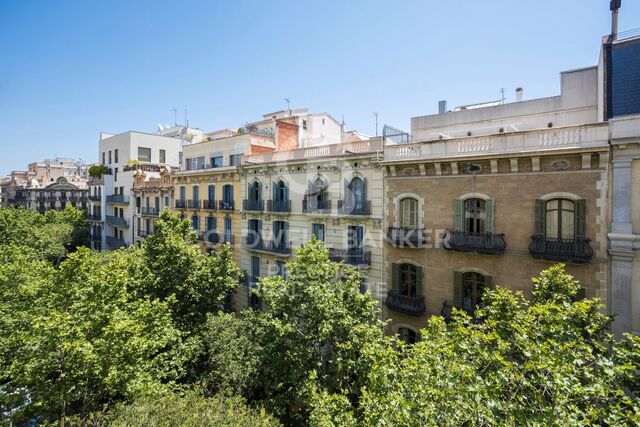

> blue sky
[1,0,638,175]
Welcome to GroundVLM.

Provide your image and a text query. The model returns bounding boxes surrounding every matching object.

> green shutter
[534,199,545,235]
[416,266,424,297]
[453,271,463,308]
[575,199,586,238]
[485,199,495,233]
[392,263,400,291]
[453,199,464,231]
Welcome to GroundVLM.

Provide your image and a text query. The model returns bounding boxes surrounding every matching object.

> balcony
[442,230,506,255]
[387,227,427,248]
[337,200,371,216]
[106,195,129,204]
[106,236,126,249]
[243,199,264,212]
[386,290,426,316]
[267,199,291,213]
[89,195,101,201]
[302,199,331,214]
[141,207,159,216]
[175,200,186,209]
[328,248,371,267]
[90,234,102,243]
[86,213,102,221]
[202,200,217,210]
[187,200,200,209]
[106,215,129,228]
[528,234,593,263]
[218,200,235,211]
[243,236,290,255]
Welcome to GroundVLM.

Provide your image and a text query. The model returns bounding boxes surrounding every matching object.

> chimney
[438,100,447,114]
[515,87,524,102]
[611,0,621,40]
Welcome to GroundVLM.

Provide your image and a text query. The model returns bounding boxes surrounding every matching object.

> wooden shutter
[416,266,424,297]
[392,263,400,291]
[453,272,463,308]
[575,199,586,238]
[534,199,545,235]
[485,198,495,233]
[453,199,463,231]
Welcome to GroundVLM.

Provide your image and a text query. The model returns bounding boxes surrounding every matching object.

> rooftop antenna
[611,0,621,40]
[284,98,291,115]
[500,88,506,104]
[374,112,379,136]
[172,108,177,126]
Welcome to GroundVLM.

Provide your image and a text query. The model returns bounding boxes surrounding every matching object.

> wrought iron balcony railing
[302,199,331,214]
[443,230,507,255]
[89,195,101,201]
[328,248,371,267]
[106,194,129,204]
[175,200,186,209]
[243,236,290,255]
[387,227,427,248]
[202,200,217,210]
[187,199,200,209]
[243,199,264,212]
[267,199,291,213]
[337,200,371,216]
[106,215,129,228]
[218,200,235,211]
[528,234,593,263]
[86,213,102,221]
[106,236,126,249]
[141,207,160,216]
[386,290,426,316]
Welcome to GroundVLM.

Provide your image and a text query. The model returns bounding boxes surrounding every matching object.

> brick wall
[276,120,299,151]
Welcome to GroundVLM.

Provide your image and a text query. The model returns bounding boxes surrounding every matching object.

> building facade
[132,166,174,243]
[382,66,610,338]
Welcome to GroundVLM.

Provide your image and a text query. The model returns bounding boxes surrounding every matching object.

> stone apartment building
[132,166,174,242]
[381,66,610,340]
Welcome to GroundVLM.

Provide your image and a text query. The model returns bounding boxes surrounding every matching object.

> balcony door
[273,220,288,249]
[248,181,261,202]
[223,185,233,203]
[247,219,262,246]
[464,198,485,233]
[347,225,364,252]
[347,177,366,210]
[208,185,216,203]
[224,217,232,242]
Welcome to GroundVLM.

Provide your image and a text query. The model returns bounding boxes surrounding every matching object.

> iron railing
[328,248,371,266]
[443,230,506,255]
[528,234,593,263]
[337,200,371,216]
[243,236,290,255]
[141,207,159,216]
[106,194,129,204]
[218,200,235,211]
[175,200,186,209]
[106,215,129,227]
[267,199,291,213]
[187,200,200,209]
[302,199,331,213]
[243,199,264,212]
[387,227,427,248]
[386,290,426,316]
[202,200,217,210]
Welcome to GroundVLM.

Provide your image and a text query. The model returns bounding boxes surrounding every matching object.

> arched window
[398,327,419,345]
[462,272,486,314]
[248,181,261,201]
[350,177,365,209]
[545,198,575,239]
[274,180,288,202]
[222,184,233,202]
[464,198,485,233]
[399,197,418,228]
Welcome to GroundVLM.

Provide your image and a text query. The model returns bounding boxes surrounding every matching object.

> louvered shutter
[534,199,545,235]
[485,198,495,233]
[453,199,464,231]
[575,199,586,238]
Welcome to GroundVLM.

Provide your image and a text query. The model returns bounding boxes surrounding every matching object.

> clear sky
[1,0,638,175]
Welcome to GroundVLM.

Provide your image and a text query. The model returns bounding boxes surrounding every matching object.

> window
[223,184,233,202]
[273,180,288,202]
[102,152,105,165]
[308,178,328,210]
[159,149,166,164]
[211,156,223,168]
[154,196,159,209]
[186,156,205,171]
[229,154,242,166]
[179,186,186,202]
[273,221,287,247]
[248,181,260,201]
[138,147,151,162]
[193,186,200,203]
[114,149,119,163]
[464,198,486,233]
[191,215,199,230]
[208,185,216,202]
[145,196,150,208]
[250,256,260,287]
[108,151,112,164]
[399,197,418,227]
[164,196,169,207]
[312,223,325,241]
[206,216,216,231]
[224,217,232,242]
[247,219,262,245]
[347,225,364,251]
[276,260,286,278]
[346,177,366,209]
[398,327,419,345]
[114,167,118,181]
[546,199,574,239]
[302,119,307,130]
[454,272,489,314]
[399,264,417,297]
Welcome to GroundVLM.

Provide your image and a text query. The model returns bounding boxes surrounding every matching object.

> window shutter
[283,183,289,202]
[343,178,351,205]
[416,266,424,297]
[485,198,495,233]
[575,199,586,238]
[392,263,400,291]
[534,199,545,235]
[453,271,463,308]
[453,199,463,231]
